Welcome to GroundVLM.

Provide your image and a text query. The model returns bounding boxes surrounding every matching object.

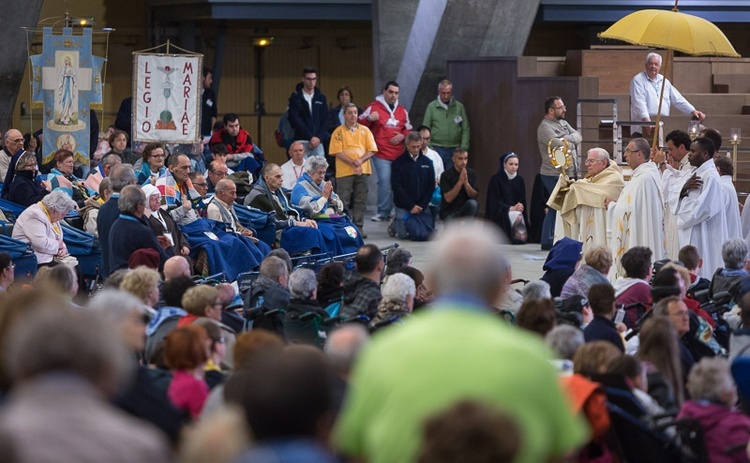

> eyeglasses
[554,105,566,110]
[584,158,603,164]
[624,148,641,154]
[9,138,23,144]
[210,171,228,177]
[149,153,166,158]
[193,182,208,187]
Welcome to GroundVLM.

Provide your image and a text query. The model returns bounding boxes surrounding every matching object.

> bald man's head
[163,256,191,280]
[215,283,236,307]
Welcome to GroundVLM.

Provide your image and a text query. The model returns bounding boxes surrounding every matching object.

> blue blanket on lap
[180,219,269,281]
[280,226,328,255]
[315,217,364,256]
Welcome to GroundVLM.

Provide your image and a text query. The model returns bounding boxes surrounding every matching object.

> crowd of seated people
[0,109,382,286]
[500,228,750,462]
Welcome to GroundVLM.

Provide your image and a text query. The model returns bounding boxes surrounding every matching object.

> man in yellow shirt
[329,103,378,237]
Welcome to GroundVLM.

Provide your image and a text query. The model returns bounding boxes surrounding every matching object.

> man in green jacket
[422,79,470,170]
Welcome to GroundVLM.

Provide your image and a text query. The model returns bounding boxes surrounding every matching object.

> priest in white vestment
[654,130,693,259]
[714,155,742,241]
[670,137,729,278]
[609,138,666,281]
[548,147,624,256]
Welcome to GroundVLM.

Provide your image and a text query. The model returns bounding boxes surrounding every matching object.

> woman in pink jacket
[677,357,750,463]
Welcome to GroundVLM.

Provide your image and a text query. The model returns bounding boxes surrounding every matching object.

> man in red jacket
[209,113,255,169]
[359,81,412,222]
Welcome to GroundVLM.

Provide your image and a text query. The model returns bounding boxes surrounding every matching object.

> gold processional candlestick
[731,128,742,183]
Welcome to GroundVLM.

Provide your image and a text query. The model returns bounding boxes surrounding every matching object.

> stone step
[714,75,750,94]
[684,94,750,115]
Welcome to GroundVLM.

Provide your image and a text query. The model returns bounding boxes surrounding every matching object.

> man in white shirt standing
[280,141,307,190]
[630,52,705,137]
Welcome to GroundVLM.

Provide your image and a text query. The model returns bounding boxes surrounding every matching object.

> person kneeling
[390,132,436,241]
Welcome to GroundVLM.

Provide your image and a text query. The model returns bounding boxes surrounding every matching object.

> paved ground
[360,208,550,283]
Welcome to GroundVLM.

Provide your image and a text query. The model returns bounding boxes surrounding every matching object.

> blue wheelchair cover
[61,222,101,278]
[234,202,276,246]
[0,198,26,222]
[61,221,96,256]
[0,234,37,278]
[180,219,270,281]
[236,156,263,181]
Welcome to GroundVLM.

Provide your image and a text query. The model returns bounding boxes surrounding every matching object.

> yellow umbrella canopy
[598,8,740,58]
[598,4,739,148]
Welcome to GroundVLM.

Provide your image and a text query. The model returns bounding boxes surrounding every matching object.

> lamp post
[254,45,265,147]
[252,37,273,148]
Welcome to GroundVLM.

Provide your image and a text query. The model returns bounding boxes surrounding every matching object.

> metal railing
[576,98,658,166]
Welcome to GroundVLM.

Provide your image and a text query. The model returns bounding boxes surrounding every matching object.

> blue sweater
[583,315,624,353]
[97,195,120,276]
[108,213,170,274]
[391,152,435,211]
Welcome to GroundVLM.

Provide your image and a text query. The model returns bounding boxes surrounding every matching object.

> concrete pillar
[178,21,198,54]
[0,0,44,131]
[212,22,228,101]
[371,0,540,124]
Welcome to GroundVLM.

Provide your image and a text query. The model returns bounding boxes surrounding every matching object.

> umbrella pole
[652,51,670,149]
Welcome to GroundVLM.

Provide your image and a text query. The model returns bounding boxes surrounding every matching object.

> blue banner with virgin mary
[29,27,105,168]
